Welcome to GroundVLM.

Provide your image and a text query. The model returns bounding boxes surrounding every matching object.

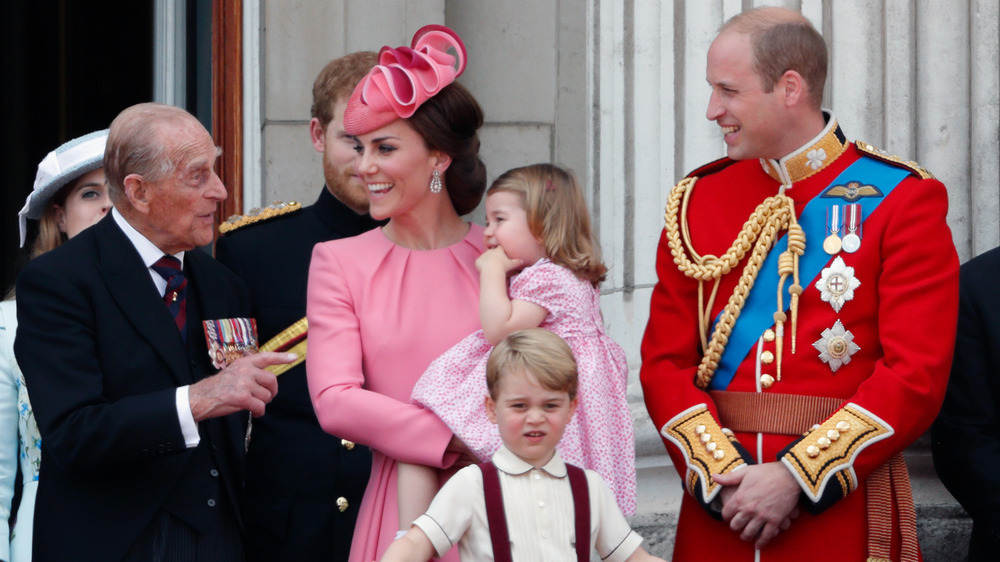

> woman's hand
[475,246,523,275]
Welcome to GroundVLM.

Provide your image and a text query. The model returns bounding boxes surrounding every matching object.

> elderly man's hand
[713,462,802,549]
[188,352,294,421]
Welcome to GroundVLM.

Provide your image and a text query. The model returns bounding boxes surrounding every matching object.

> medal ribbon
[845,203,861,237]
[709,156,910,390]
[826,205,842,237]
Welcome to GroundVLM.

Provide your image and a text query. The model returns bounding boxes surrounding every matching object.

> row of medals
[760,202,864,389]
[822,203,862,255]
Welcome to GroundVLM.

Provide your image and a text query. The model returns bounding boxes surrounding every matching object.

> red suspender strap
[566,464,590,562]
[480,461,591,562]
[480,462,513,562]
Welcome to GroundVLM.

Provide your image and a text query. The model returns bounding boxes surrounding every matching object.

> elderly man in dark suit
[14,102,294,562]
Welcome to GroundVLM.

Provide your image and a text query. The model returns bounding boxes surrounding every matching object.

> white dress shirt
[112,209,199,447]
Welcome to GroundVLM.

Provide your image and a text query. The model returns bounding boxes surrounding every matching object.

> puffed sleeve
[413,465,481,556]
[589,469,644,562]
[507,261,567,311]
[306,241,456,467]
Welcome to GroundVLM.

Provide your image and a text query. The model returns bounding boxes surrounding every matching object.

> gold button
[760,374,774,389]
[336,497,349,512]
[817,437,831,449]
[763,329,775,342]
[341,439,355,451]
[806,445,820,458]
[713,450,725,460]
[760,351,774,364]
[836,421,851,432]
[827,429,840,441]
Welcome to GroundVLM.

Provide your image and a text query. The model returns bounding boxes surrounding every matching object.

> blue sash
[709,157,909,390]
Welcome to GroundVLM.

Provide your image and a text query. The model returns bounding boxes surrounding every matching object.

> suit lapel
[94,216,194,386]
[184,250,232,322]
[184,249,232,380]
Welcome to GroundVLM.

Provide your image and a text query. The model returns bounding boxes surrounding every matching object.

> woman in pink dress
[306,25,486,562]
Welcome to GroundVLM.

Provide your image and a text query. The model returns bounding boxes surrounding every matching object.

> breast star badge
[813,320,860,373]
[815,256,860,312]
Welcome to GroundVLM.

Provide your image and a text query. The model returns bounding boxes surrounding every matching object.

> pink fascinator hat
[343,24,467,135]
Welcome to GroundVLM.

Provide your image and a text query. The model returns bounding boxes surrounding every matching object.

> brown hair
[721,7,827,109]
[104,103,197,204]
[488,163,607,286]
[30,183,73,259]
[407,82,487,216]
[9,174,91,299]
[486,328,578,400]
[311,51,379,127]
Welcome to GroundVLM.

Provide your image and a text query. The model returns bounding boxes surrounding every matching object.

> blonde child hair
[485,328,578,401]
[487,164,607,286]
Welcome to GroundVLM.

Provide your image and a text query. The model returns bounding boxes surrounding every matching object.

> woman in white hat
[0,129,111,562]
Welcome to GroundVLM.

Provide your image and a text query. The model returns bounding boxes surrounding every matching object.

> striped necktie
[151,255,187,341]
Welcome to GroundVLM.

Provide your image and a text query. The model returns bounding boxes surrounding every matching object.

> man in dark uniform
[215,51,383,561]
[932,247,1000,562]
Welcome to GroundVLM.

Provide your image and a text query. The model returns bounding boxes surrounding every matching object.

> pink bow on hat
[344,24,467,135]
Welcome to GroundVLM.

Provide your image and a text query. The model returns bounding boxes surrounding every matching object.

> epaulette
[219,201,302,235]
[855,141,935,180]
[684,157,736,179]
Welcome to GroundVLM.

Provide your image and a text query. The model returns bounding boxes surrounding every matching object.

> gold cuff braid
[661,405,746,503]
[781,403,894,502]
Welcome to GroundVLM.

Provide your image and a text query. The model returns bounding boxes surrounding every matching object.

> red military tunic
[640,114,958,561]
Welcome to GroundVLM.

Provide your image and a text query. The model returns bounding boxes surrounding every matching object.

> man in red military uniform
[640,7,958,561]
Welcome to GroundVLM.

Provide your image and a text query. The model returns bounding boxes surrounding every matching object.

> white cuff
[176,386,200,448]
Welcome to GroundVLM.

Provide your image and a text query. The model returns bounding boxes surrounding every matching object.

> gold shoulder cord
[664,177,805,389]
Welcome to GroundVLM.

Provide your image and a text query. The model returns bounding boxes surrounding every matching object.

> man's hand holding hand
[713,462,802,549]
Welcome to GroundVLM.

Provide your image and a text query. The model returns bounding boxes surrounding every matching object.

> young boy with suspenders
[380,329,664,562]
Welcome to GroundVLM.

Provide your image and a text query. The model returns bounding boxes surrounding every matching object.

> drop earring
[429,169,443,193]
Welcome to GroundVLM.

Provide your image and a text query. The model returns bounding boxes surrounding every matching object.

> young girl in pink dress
[398,163,636,531]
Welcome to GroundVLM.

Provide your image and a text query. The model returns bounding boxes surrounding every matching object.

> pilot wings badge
[821,181,883,202]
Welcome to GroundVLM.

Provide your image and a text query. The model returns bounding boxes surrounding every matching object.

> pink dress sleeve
[306,240,455,468]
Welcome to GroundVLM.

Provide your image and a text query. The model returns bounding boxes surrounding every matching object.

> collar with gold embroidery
[760,110,849,185]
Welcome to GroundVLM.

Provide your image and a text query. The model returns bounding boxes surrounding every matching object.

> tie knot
[152,255,183,280]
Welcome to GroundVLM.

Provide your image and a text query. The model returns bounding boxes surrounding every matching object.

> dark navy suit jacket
[932,246,1000,561]
[15,213,250,562]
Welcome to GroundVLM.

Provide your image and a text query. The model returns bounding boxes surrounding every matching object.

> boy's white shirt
[412,445,643,562]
